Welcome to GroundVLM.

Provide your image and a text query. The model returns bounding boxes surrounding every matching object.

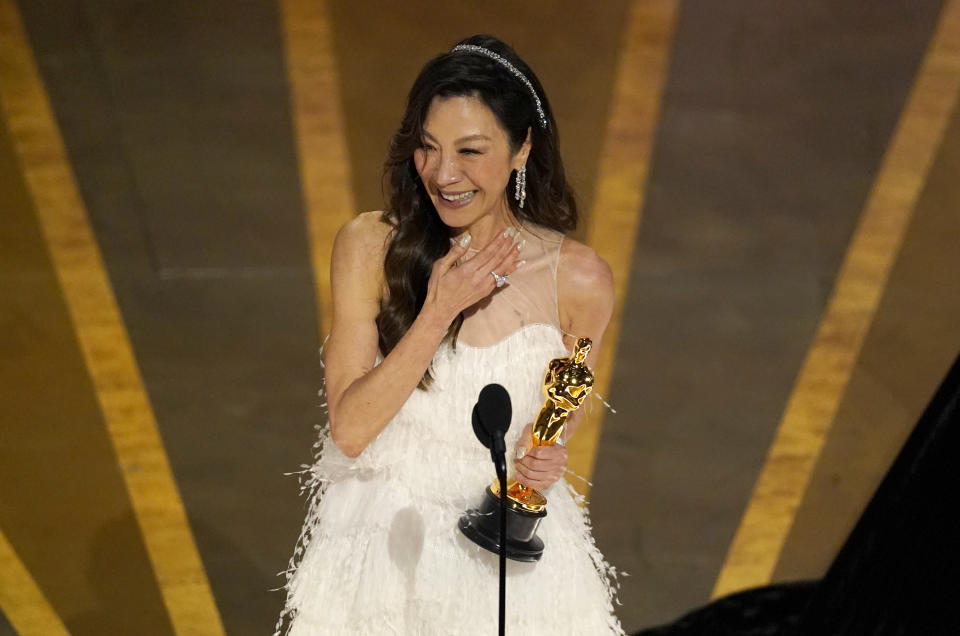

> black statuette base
[458,487,546,562]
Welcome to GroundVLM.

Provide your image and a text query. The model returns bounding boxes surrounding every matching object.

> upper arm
[557,239,614,369]
[324,211,392,418]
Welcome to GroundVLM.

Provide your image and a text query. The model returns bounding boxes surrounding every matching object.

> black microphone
[472,383,512,473]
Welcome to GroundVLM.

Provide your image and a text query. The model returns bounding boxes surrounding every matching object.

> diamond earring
[514,165,527,209]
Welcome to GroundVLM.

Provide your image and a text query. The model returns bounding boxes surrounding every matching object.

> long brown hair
[378,34,578,387]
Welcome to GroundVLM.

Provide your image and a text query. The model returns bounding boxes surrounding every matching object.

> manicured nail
[503,227,518,239]
[516,239,526,251]
[516,260,526,268]
[459,233,472,247]
[449,237,456,246]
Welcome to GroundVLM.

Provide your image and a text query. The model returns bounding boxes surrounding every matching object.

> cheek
[475,161,512,192]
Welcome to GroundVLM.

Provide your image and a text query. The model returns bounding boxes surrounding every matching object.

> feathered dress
[275,225,624,635]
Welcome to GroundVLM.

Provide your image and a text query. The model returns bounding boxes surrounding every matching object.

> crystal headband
[450,44,548,129]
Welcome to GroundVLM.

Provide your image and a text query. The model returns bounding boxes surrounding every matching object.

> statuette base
[458,486,545,562]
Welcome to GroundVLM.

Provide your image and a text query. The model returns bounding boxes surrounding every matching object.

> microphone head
[474,383,512,448]
[472,402,492,450]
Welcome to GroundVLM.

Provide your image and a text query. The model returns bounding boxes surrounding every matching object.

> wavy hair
[378,34,578,387]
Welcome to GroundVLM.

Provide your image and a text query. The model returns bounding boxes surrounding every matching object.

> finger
[517,477,551,490]
[517,452,566,474]
[518,463,565,483]
[518,459,567,481]
[515,463,549,488]
[516,453,555,472]
[515,465,563,490]
[464,230,517,273]
[490,244,522,277]
[518,454,552,470]
[518,462,566,482]
[517,457,565,479]
[525,446,568,462]
[489,234,523,278]
[438,233,473,270]
[470,244,520,296]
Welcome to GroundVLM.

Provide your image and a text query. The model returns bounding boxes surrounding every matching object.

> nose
[435,152,462,186]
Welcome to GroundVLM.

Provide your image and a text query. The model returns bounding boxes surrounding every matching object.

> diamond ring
[491,271,508,288]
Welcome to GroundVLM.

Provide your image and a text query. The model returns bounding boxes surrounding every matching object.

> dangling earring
[514,164,527,209]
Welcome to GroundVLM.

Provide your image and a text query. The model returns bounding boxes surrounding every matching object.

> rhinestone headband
[450,44,548,129]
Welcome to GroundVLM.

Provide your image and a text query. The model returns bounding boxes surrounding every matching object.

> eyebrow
[422,131,491,144]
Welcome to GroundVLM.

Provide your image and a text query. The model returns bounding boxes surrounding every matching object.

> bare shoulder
[331,211,393,301]
[333,211,392,271]
[335,210,393,256]
[557,238,614,331]
[558,238,614,303]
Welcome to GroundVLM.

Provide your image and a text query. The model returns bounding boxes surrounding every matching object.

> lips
[436,190,477,209]
[439,190,476,202]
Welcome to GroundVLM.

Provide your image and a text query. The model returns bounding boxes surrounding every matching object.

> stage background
[1,1,959,634]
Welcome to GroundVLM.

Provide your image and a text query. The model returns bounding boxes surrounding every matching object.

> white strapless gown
[275,227,624,635]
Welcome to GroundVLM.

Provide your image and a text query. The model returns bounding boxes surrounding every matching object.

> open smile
[439,190,477,202]
[436,190,477,209]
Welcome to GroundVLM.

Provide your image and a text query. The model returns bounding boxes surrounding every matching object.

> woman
[276,35,623,635]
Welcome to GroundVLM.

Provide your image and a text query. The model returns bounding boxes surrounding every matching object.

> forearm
[329,305,453,457]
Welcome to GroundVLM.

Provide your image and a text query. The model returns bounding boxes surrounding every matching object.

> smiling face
[413,95,530,234]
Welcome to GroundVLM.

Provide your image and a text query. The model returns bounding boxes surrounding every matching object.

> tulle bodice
[456,224,565,347]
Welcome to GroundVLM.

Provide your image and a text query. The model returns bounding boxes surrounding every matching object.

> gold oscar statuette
[458,337,595,561]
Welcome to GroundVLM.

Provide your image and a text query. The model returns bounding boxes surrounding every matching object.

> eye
[419,143,436,152]
[459,148,482,155]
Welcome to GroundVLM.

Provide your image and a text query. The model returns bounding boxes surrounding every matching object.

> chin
[432,199,486,230]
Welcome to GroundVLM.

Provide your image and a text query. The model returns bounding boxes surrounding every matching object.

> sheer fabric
[456,224,565,347]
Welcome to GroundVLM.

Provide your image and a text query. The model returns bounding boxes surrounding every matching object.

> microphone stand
[491,435,507,636]
[462,383,513,636]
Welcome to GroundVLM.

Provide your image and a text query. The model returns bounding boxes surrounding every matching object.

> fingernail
[459,233,472,247]
[516,239,525,251]
[503,227,518,239]
[516,260,526,268]
[449,237,456,246]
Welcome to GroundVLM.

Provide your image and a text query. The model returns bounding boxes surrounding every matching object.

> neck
[455,201,522,250]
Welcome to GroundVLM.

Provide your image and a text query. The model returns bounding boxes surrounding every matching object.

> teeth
[440,191,475,202]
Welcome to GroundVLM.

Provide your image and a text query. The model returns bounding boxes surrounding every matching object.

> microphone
[472,383,512,473]
[470,383,512,636]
